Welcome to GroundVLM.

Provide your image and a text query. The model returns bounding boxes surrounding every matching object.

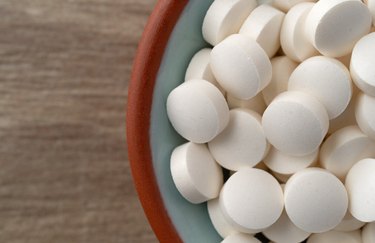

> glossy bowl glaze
[127,0,222,242]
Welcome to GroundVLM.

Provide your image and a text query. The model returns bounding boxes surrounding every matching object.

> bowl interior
[149,0,221,242]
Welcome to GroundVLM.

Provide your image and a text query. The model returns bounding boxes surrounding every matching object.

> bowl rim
[126,1,188,242]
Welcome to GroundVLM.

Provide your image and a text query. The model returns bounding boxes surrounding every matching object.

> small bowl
[127,0,221,242]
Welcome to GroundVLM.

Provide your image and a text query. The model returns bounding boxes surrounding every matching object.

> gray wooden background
[0,0,157,242]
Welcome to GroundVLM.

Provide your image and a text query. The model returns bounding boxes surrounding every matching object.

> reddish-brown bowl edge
[127,1,188,242]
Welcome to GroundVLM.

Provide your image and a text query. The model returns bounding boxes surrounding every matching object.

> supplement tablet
[280,2,318,62]
[208,109,269,171]
[334,211,366,232]
[264,146,318,175]
[221,233,261,243]
[288,56,352,119]
[355,93,375,140]
[307,230,362,243]
[210,34,272,100]
[263,209,311,243]
[170,142,223,204]
[305,0,372,57]
[262,91,329,156]
[345,158,375,222]
[262,56,298,105]
[284,168,348,233]
[207,199,238,238]
[166,80,229,143]
[227,94,267,115]
[239,4,285,58]
[320,126,375,180]
[351,32,375,97]
[220,168,284,231]
[273,0,317,12]
[185,48,225,94]
[202,0,257,46]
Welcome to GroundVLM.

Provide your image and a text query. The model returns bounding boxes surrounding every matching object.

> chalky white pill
[210,34,272,100]
[185,48,225,94]
[355,93,375,140]
[208,109,269,171]
[263,209,311,243]
[207,199,238,238]
[239,4,285,58]
[284,168,348,233]
[362,222,375,243]
[320,126,375,180]
[221,233,261,243]
[262,91,329,156]
[264,147,318,175]
[220,168,284,231]
[345,158,375,222]
[280,2,318,62]
[329,87,359,134]
[305,0,372,57]
[166,80,229,143]
[202,0,257,46]
[227,94,266,115]
[307,230,362,243]
[351,32,375,97]
[273,0,317,12]
[262,56,298,105]
[288,56,352,119]
[334,211,366,232]
[170,142,223,204]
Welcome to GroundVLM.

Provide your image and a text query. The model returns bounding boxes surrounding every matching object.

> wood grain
[0,0,157,242]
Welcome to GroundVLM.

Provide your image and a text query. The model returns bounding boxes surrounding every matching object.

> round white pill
[280,2,318,62]
[239,4,285,58]
[264,146,318,175]
[202,0,257,46]
[210,34,272,100]
[262,56,298,105]
[227,94,266,115]
[345,158,375,222]
[288,56,352,119]
[273,0,317,12]
[166,80,229,143]
[351,32,375,97]
[305,0,372,57]
[207,199,238,238]
[320,126,375,180]
[220,168,284,231]
[329,87,359,134]
[307,230,362,243]
[355,93,375,140]
[263,209,311,243]
[284,168,348,233]
[208,109,269,171]
[262,91,329,156]
[334,211,366,232]
[170,142,223,204]
[208,199,261,238]
[185,48,225,94]
[221,233,261,243]
[362,222,375,243]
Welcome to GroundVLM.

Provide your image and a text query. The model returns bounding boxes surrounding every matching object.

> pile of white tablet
[166,0,375,242]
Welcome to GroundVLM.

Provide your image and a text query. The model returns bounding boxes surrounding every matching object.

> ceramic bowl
[127,0,222,242]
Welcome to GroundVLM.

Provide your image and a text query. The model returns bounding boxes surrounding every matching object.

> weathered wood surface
[0,0,157,242]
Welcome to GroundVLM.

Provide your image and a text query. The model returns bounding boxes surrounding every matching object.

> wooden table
[0,0,157,242]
